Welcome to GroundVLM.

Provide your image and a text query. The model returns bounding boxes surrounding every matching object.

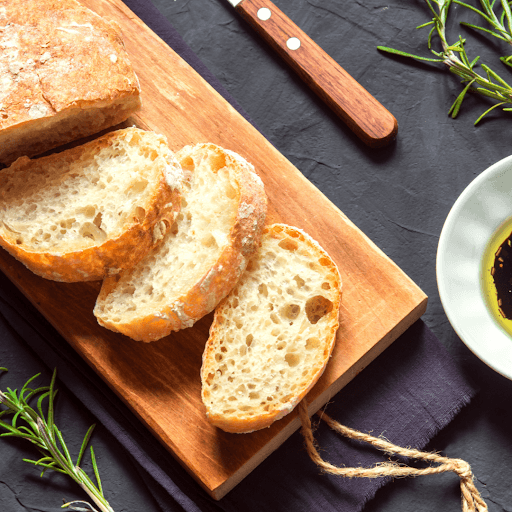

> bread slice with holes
[201,223,342,433]
[0,127,183,282]
[93,142,268,342]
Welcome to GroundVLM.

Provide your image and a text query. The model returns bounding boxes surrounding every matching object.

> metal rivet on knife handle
[230,0,398,148]
[286,37,301,51]
[257,7,271,20]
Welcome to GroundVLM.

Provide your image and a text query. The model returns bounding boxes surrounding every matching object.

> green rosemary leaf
[470,55,481,68]
[448,66,474,82]
[0,418,20,434]
[23,458,67,474]
[481,64,511,87]
[47,369,57,436]
[5,387,18,400]
[34,456,54,465]
[502,0,512,33]
[459,41,472,66]
[90,446,103,496]
[448,89,466,119]
[475,86,505,98]
[417,20,436,29]
[454,82,473,119]
[377,46,444,62]
[12,410,22,429]
[17,425,39,438]
[77,425,96,468]
[475,101,506,124]
[500,55,512,67]
[37,391,50,426]
[427,25,437,49]
[460,21,509,41]
[24,386,49,405]
[447,43,462,52]
[425,0,440,18]
[19,374,41,402]
[32,456,59,476]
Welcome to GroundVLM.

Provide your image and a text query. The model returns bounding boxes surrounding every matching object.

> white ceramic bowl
[437,155,512,379]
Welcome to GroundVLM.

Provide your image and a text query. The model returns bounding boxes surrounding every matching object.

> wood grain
[235,0,398,147]
[0,0,426,500]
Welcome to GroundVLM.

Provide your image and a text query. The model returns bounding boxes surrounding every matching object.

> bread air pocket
[201,223,342,434]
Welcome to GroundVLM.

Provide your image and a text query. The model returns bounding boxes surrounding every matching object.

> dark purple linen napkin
[0,1,476,511]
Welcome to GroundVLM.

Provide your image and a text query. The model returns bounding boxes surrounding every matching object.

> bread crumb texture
[0,127,182,281]
[0,0,141,164]
[201,224,342,433]
[94,143,267,341]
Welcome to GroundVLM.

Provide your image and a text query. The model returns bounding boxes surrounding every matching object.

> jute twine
[298,401,488,512]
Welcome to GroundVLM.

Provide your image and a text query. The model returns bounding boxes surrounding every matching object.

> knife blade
[225,0,397,148]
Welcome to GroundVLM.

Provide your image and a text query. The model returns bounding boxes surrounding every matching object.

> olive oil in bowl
[482,219,512,337]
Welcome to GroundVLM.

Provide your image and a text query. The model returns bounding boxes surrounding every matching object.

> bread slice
[93,143,268,342]
[201,224,342,433]
[0,127,182,282]
[0,0,141,165]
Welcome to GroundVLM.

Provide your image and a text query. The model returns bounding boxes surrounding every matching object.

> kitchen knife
[226,0,397,148]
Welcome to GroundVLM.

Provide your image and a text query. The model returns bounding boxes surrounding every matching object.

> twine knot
[298,401,487,512]
[450,459,474,484]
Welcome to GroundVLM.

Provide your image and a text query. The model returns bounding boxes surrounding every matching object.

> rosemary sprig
[456,0,512,67]
[0,368,114,512]
[377,0,512,124]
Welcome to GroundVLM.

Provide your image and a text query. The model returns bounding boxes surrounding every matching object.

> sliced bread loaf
[94,143,268,342]
[201,223,342,433]
[0,0,141,165]
[0,127,182,282]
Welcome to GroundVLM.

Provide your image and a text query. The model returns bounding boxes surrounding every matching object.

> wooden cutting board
[0,0,427,500]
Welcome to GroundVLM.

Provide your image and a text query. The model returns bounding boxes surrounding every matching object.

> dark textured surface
[1,0,512,511]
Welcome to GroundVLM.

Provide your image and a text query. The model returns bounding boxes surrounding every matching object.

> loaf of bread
[0,0,141,165]
[0,127,182,282]
[201,224,342,433]
[94,143,268,342]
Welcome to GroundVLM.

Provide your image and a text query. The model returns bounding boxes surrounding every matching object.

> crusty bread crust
[0,127,182,282]
[94,143,268,342]
[201,224,342,433]
[0,0,141,165]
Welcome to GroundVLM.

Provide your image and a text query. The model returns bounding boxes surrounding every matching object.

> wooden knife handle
[235,0,397,148]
